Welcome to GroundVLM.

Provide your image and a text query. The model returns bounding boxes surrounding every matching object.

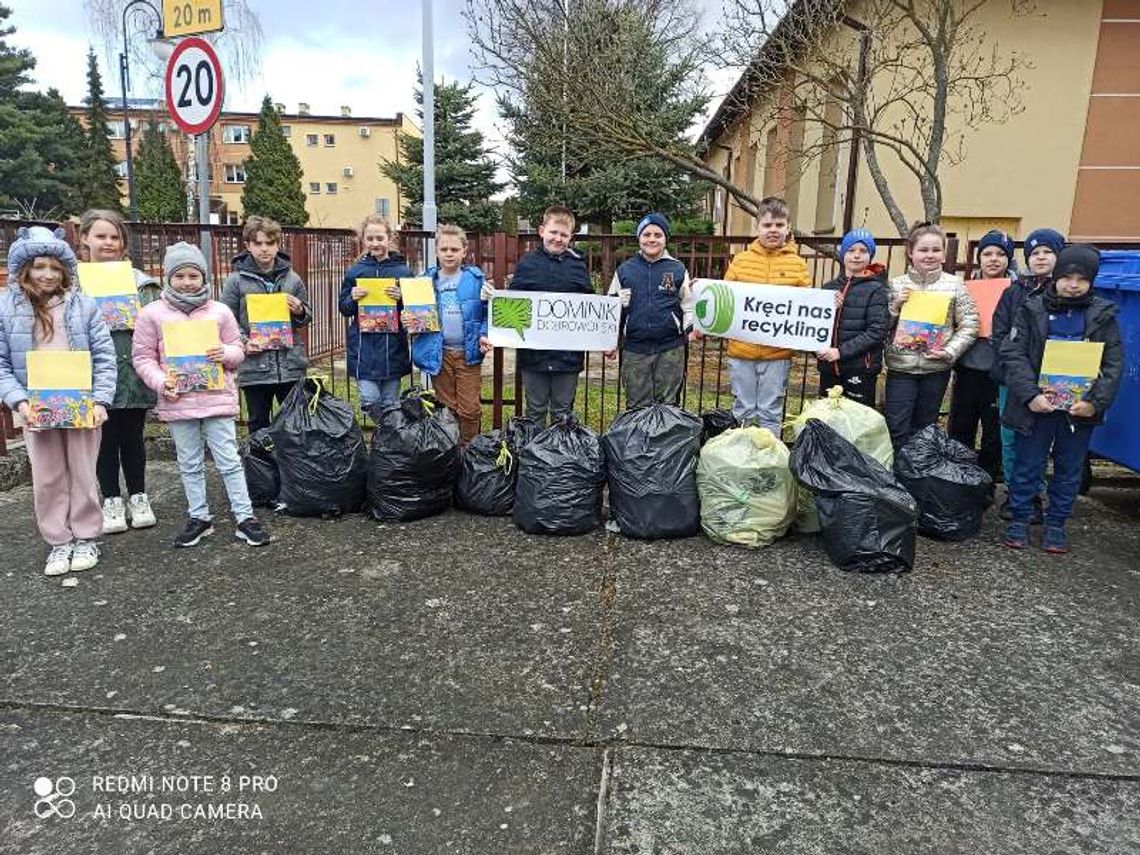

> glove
[619,288,631,308]
[480,281,495,301]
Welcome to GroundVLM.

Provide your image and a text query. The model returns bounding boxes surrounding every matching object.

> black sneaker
[174,517,214,547]
[235,517,271,547]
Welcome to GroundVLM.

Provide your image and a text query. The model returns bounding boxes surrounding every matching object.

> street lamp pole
[120,0,163,220]
[421,0,437,266]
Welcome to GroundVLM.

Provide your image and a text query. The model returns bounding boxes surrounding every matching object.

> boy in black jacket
[1000,245,1123,554]
[816,229,890,407]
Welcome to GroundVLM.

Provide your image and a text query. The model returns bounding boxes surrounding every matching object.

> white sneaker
[102,497,128,534]
[44,544,73,576]
[70,540,100,572]
[128,493,157,528]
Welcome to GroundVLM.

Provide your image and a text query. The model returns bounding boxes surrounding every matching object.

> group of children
[0,196,1123,575]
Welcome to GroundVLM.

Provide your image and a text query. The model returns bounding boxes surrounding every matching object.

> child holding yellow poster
[885,223,979,448]
[0,226,116,576]
[133,243,271,548]
[1000,245,1123,554]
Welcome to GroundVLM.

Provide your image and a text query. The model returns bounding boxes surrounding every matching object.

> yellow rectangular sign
[164,0,224,37]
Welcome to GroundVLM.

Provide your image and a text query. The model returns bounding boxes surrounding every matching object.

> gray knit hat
[6,226,78,280]
[162,241,208,283]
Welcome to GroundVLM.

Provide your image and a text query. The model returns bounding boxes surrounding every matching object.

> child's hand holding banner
[895,291,952,353]
[357,278,399,333]
[162,319,224,393]
[26,350,95,429]
[246,293,293,350]
[78,261,140,331]
[487,290,620,350]
[690,279,837,351]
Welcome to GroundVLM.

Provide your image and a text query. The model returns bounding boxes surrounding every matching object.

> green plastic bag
[790,386,893,532]
[697,426,797,548]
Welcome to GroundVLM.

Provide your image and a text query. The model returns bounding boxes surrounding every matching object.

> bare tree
[715,0,1034,234]
[84,0,263,91]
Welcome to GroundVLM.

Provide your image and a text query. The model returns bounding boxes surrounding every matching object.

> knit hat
[976,229,1014,262]
[6,226,78,281]
[838,228,876,260]
[162,241,208,283]
[1054,244,1100,283]
[636,213,671,239]
[1022,228,1065,264]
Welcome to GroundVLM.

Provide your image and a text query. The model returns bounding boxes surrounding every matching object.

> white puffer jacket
[886,268,979,374]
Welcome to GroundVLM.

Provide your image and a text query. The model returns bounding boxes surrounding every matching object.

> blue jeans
[728,357,790,435]
[358,378,401,411]
[1008,412,1092,527]
[167,417,253,523]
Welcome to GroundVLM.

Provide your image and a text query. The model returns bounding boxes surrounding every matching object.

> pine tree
[0,6,85,216]
[79,47,124,212]
[135,120,185,222]
[381,74,503,233]
[241,96,308,226]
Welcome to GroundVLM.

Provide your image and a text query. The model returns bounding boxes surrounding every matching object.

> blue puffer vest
[339,252,414,381]
[615,252,687,354]
[411,265,488,375]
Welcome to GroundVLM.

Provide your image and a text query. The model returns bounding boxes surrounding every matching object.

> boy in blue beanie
[606,213,693,408]
[816,228,890,407]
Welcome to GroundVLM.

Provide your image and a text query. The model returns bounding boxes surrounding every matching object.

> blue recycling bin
[1090,269,1140,472]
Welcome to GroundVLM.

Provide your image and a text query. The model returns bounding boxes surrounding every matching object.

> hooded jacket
[410,264,488,375]
[722,237,811,361]
[989,273,1051,384]
[509,244,593,374]
[886,268,979,374]
[999,293,1123,434]
[338,252,414,382]
[817,263,890,377]
[220,250,312,387]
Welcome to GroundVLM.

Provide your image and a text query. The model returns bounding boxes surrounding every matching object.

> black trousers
[96,407,148,497]
[819,369,879,408]
[948,366,1001,477]
[885,370,951,449]
[244,382,296,434]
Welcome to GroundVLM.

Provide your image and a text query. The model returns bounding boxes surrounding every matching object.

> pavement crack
[583,530,619,741]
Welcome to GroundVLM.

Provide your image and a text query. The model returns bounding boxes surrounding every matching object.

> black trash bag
[368,389,460,521]
[270,378,368,517]
[789,419,917,573]
[895,425,994,541]
[700,409,738,445]
[513,415,605,535]
[506,415,542,451]
[242,428,279,508]
[602,404,702,539]
[455,430,516,516]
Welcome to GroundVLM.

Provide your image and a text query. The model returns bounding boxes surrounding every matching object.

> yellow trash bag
[697,426,797,548]
[790,385,893,532]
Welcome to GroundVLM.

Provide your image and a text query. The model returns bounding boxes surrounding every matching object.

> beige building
[700,0,1140,244]
[76,100,420,229]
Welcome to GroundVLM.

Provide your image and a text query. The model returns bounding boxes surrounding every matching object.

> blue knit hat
[976,230,1015,262]
[838,228,876,260]
[6,226,78,281]
[636,213,670,239]
[1023,228,1065,264]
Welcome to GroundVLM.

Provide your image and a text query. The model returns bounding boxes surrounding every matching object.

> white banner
[487,290,620,351]
[691,278,837,351]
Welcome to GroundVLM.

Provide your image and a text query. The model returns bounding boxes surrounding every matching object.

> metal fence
[1,218,1138,454]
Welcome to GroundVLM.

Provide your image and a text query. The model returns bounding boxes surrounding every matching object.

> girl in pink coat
[132,242,271,548]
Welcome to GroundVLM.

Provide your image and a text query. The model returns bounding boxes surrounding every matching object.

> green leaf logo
[492,296,533,341]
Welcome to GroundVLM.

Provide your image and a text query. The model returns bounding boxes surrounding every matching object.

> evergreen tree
[0,5,85,216]
[241,96,308,225]
[135,120,185,222]
[79,47,124,212]
[381,74,503,233]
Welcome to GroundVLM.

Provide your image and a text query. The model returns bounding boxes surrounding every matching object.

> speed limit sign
[164,36,224,135]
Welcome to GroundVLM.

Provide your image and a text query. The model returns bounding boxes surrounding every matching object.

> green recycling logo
[696,282,735,335]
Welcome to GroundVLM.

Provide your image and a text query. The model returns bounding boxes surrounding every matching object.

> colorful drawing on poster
[78,261,140,331]
[399,277,440,334]
[965,278,1009,339]
[894,291,953,353]
[246,292,293,350]
[357,278,399,333]
[162,319,224,393]
[26,350,95,429]
[1039,340,1104,409]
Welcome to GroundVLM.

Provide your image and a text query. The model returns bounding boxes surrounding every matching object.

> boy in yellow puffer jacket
[721,196,811,433]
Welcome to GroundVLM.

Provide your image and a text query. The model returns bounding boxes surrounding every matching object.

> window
[374,198,390,217]
[224,164,247,184]
[326,182,338,195]
[222,124,251,144]
[323,133,336,147]
[309,182,321,194]
[114,161,129,178]
[106,120,126,139]
[281,125,292,139]
[306,133,319,147]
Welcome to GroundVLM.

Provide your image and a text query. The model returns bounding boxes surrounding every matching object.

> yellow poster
[1041,340,1104,377]
[79,261,140,331]
[357,278,399,307]
[399,277,440,333]
[246,293,290,322]
[27,351,93,390]
[162,319,221,356]
[899,291,952,325]
[400,277,435,307]
[26,351,95,429]
[357,278,399,333]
